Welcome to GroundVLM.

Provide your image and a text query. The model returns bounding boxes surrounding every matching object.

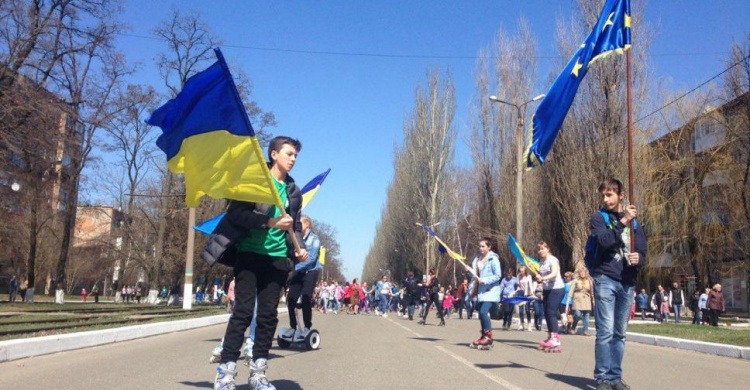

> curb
[0,308,287,363]
[626,332,750,360]
[503,317,750,360]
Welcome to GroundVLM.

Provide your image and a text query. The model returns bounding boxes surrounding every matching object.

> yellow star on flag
[571,58,584,77]
[602,12,614,32]
[624,13,631,28]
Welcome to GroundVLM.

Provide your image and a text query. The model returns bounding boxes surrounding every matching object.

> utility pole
[488,94,545,252]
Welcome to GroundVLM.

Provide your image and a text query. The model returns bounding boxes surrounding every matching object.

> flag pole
[626,49,635,254]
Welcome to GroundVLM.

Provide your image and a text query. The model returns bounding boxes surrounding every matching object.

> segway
[276,302,321,350]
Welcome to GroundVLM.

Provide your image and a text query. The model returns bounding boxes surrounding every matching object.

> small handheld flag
[319,246,326,265]
[508,233,541,274]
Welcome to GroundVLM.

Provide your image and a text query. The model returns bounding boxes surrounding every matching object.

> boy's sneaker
[209,344,223,364]
[382,313,388,318]
[595,381,614,390]
[612,380,631,390]
[249,358,276,390]
[214,361,237,390]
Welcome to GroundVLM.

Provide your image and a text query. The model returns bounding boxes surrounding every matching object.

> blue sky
[108,1,748,280]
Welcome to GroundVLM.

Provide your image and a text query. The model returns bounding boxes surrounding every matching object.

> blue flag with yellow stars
[524,0,631,169]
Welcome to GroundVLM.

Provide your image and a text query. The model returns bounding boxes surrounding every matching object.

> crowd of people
[635,282,726,326]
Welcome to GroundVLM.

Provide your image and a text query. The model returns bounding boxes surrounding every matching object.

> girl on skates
[463,237,502,349]
[535,241,565,352]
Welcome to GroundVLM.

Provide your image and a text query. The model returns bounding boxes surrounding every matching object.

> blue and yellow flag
[147,48,281,208]
[508,233,541,274]
[524,0,632,169]
[193,170,330,235]
[418,223,466,261]
[300,168,331,210]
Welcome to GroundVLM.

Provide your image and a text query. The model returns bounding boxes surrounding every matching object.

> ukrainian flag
[418,223,466,261]
[147,48,280,208]
[193,169,331,235]
[300,168,331,210]
[524,0,632,169]
[508,233,540,274]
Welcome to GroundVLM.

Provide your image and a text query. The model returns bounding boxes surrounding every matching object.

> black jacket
[200,174,306,267]
[589,208,647,283]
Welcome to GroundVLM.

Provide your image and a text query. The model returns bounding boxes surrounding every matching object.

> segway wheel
[304,329,321,350]
[277,335,291,349]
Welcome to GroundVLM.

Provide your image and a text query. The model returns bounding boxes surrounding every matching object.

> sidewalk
[0,308,287,362]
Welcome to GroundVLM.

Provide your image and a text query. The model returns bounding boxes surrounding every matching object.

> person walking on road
[689,289,701,325]
[516,267,533,331]
[707,284,725,327]
[499,270,518,330]
[462,237,501,348]
[419,268,446,326]
[587,178,647,390]
[535,241,565,352]
[403,272,420,320]
[567,267,595,335]
[91,281,101,303]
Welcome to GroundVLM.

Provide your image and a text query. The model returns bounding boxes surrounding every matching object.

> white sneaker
[382,313,388,318]
[214,361,237,390]
[518,325,525,331]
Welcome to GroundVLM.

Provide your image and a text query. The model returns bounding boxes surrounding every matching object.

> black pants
[221,252,291,363]
[709,309,720,326]
[286,269,319,329]
[502,302,515,328]
[422,293,444,323]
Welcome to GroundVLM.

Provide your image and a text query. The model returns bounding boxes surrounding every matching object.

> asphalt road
[2,311,749,389]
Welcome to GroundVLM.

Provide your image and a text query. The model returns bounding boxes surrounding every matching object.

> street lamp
[488,94,544,250]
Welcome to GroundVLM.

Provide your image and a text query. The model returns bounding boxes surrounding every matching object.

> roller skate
[540,333,562,353]
[538,333,552,350]
[248,358,276,390]
[469,330,493,350]
[213,361,237,390]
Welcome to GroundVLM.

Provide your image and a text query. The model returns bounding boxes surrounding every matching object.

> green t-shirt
[235,176,289,257]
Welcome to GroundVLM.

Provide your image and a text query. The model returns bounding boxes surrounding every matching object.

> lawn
[628,323,750,347]
[0,302,226,341]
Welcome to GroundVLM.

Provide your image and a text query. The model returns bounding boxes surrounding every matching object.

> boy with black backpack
[585,178,646,390]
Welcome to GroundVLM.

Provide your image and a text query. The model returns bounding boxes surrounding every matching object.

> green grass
[0,303,226,341]
[628,323,750,347]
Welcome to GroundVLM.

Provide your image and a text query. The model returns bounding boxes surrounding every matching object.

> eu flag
[524,0,632,169]
[147,48,280,208]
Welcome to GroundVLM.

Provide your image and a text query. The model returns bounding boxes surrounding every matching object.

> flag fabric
[508,233,541,274]
[319,246,326,265]
[194,212,226,235]
[502,296,537,305]
[524,0,632,169]
[147,48,282,208]
[192,169,331,235]
[417,223,466,261]
[300,168,331,210]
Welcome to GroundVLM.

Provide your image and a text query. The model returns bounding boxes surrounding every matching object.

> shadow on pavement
[475,362,531,370]
[273,379,304,390]
[494,338,538,345]
[409,337,444,342]
[203,338,222,342]
[178,381,212,388]
[546,373,598,389]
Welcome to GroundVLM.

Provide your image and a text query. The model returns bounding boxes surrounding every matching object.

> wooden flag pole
[626,49,635,254]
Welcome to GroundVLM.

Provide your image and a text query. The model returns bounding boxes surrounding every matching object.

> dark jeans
[465,297,476,319]
[534,299,545,330]
[286,269,319,329]
[518,301,532,324]
[701,309,710,324]
[405,295,419,318]
[640,308,647,320]
[221,252,291,363]
[501,302,515,328]
[542,288,565,333]
[422,293,444,323]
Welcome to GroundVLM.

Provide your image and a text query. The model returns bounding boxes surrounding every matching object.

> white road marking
[386,317,524,390]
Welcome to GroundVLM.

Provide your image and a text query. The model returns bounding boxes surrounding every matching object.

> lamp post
[488,94,544,251]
